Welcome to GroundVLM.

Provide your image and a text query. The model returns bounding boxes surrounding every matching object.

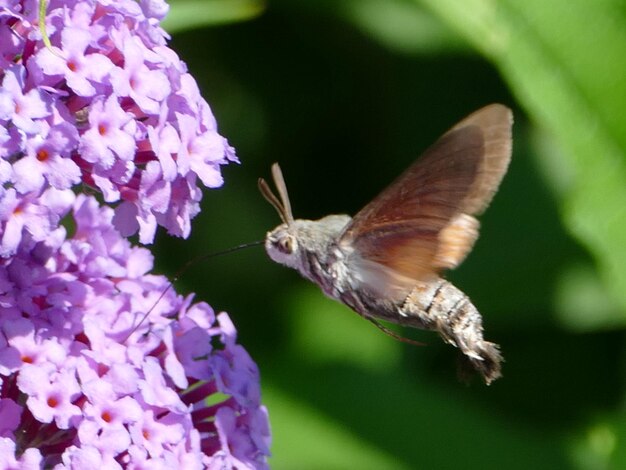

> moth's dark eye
[277,237,294,254]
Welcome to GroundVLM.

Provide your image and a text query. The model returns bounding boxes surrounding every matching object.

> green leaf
[568,419,618,470]
[264,385,412,470]
[163,0,264,33]
[339,0,469,55]
[417,0,626,317]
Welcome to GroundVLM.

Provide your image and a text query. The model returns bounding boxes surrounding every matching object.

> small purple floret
[0,0,237,252]
[0,1,271,468]
[0,195,270,468]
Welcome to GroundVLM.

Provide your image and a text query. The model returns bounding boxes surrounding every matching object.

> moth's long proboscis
[123,240,264,342]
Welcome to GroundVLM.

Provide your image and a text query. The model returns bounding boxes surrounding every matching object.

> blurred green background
[155,0,626,468]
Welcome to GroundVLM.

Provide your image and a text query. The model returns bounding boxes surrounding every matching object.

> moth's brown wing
[339,104,512,291]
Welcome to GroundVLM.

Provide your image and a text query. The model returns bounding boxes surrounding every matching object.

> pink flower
[0,195,270,467]
[0,0,237,252]
[0,2,270,467]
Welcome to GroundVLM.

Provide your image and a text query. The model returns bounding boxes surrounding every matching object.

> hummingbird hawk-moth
[258,104,512,384]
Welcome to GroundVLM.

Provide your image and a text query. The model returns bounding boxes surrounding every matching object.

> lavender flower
[0,194,270,468]
[0,1,271,467]
[0,0,237,252]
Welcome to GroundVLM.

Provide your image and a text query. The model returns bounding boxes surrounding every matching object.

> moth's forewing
[451,104,513,215]
[339,104,513,292]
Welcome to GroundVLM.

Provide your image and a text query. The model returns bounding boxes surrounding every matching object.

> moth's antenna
[258,177,288,224]
[124,240,264,342]
[270,163,294,224]
[258,163,295,225]
[366,317,425,347]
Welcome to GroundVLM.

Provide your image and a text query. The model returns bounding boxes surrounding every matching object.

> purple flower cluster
[0,0,271,468]
[0,0,237,253]
[0,194,270,468]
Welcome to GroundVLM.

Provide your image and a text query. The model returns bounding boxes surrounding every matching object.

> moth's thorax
[264,214,352,287]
